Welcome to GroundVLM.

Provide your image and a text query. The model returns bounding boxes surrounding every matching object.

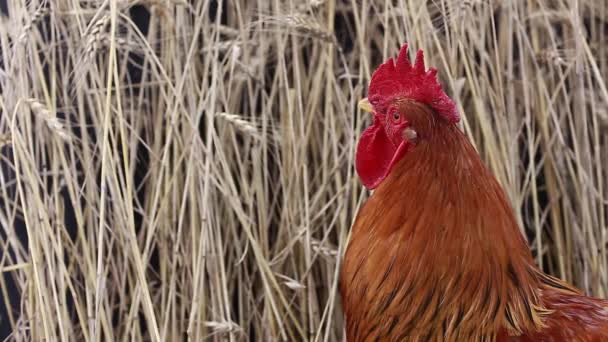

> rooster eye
[393,113,400,121]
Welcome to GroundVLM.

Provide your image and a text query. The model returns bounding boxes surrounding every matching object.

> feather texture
[340,102,608,341]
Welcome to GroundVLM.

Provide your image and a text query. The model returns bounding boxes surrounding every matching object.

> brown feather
[504,272,608,341]
[341,102,556,341]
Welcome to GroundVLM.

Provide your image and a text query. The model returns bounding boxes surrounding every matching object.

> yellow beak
[358,98,373,113]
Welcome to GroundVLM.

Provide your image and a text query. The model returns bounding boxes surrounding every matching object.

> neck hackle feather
[341,110,552,341]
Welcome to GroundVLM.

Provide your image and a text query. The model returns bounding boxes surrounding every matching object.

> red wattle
[355,123,409,189]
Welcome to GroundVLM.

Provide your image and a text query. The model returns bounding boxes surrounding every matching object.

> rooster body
[340,44,608,341]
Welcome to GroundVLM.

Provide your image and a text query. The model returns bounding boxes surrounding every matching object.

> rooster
[339,43,608,341]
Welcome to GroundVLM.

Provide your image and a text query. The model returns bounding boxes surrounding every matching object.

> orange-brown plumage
[340,44,608,341]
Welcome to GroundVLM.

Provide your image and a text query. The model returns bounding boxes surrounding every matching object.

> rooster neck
[377,122,516,235]
[341,122,548,341]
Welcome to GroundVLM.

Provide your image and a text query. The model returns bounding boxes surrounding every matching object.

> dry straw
[215,112,263,139]
[17,5,48,43]
[24,99,72,142]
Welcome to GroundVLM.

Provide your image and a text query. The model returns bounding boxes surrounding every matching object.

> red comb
[367,43,459,123]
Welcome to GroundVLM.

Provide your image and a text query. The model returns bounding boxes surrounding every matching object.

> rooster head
[355,43,460,189]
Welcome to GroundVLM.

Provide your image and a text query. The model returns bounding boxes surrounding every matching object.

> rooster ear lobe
[395,43,412,74]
